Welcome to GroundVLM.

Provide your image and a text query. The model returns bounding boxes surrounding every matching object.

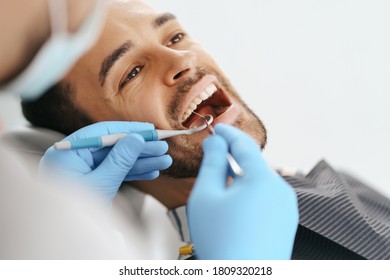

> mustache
[175,67,210,96]
[168,67,210,127]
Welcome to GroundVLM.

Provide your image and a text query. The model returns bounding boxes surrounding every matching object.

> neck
[132,175,195,209]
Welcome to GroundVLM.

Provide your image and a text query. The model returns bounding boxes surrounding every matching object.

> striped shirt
[168,160,390,259]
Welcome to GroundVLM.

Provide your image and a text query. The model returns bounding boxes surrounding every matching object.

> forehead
[105,0,162,33]
[74,0,173,78]
[83,0,172,63]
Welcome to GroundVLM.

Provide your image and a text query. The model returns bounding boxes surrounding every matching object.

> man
[22,0,267,209]
[22,0,390,259]
[1,0,300,260]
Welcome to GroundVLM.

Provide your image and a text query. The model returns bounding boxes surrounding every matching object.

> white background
[1,0,389,197]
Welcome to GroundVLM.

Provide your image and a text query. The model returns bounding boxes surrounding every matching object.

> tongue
[197,106,214,117]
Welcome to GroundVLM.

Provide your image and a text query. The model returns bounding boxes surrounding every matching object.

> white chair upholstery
[0,125,65,175]
[0,124,183,258]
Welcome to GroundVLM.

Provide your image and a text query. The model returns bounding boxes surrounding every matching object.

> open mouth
[181,82,232,129]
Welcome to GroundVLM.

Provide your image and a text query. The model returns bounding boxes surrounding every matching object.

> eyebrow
[98,13,177,86]
[153,12,176,29]
[99,40,134,86]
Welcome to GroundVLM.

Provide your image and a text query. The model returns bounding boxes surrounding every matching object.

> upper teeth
[182,83,218,122]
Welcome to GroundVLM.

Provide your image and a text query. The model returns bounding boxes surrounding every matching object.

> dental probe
[54,120,212,150]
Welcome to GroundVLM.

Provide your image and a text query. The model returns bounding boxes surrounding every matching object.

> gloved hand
[188,124,299,260]
[40,121,172,207]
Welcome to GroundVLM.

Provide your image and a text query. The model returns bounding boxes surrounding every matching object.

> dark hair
[21,82,93,135]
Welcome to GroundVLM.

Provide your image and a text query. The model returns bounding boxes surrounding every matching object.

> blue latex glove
[40,121,172,206]
[188,124,299,260]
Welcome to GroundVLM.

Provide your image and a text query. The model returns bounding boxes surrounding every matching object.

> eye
[167,32,185,47]
[120,66,143,88]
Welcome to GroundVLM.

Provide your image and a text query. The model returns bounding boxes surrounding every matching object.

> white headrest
[0,125,65,173]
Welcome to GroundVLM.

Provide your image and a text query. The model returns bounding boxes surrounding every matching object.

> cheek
[149,102,166,127]
[121,91,168,127]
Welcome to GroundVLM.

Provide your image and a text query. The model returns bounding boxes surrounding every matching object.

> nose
[160,49,196,86]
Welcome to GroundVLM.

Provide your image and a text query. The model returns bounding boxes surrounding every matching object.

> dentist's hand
[40,121,172,207]
[188,124,299,260]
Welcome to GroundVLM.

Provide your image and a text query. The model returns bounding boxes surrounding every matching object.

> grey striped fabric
[283,160,390,260]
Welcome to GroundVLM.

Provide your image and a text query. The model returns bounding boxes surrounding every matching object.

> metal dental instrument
[191,112,244,177]
[54,119,213,150]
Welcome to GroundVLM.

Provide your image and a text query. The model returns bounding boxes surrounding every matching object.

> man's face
[66,0,266,178]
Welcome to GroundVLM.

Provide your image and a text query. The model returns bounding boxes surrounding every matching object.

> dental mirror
[190,112,245,177]
[189,114,214,131]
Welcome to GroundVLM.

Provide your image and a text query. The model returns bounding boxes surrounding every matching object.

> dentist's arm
[188,124,299,260]
[40,121,172,207]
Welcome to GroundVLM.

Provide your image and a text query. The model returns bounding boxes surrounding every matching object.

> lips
[180,75,234,128]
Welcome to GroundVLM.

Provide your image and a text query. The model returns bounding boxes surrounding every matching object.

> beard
[161,67,267,178]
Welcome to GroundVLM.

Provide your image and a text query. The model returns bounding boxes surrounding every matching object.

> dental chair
[0,124,64,176]
[0,124,183,259]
